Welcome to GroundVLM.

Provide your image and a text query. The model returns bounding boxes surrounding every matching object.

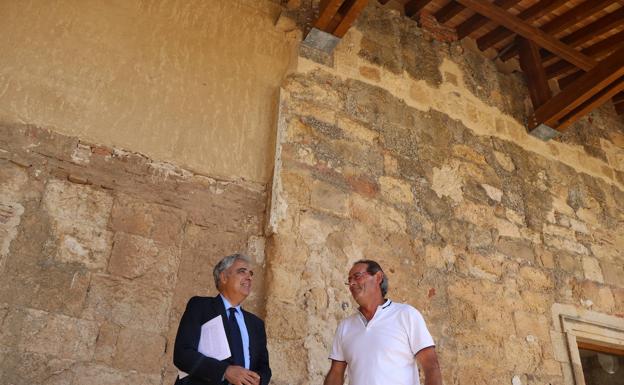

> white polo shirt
[329,300,435,385]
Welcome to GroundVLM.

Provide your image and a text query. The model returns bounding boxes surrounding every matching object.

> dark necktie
[228,307,245,367]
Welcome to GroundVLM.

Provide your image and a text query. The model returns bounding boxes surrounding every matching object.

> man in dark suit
[173,254,271,385]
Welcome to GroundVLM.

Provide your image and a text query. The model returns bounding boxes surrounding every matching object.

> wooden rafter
[456,0,520,39]
[545,30,624,79]
[476,0,568,51]
[455,0,596,71]
[405,0,433,18]
[540,8,624,65]
[556,76,624,131]
[529,46,624,131]
[435,1,465,23]
[500,0,620,61]
[314,0,369,38]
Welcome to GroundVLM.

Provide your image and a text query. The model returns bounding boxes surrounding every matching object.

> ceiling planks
[499,0,620,61]
[455,0,596,71]
[475,0,569,51]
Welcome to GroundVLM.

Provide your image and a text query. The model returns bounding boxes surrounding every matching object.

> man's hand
[224,365,261,385]
[323,360,347,385]
[416,346,442,385]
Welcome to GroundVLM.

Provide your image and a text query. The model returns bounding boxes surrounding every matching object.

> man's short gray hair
[353,259,389,297]
[213,254,251,290]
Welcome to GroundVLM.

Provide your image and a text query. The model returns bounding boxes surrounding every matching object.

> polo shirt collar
[358,299,392,326]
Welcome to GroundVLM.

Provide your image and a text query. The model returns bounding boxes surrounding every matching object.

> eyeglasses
[344,271,372,286]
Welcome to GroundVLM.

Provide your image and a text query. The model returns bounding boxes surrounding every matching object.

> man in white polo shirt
[323,260,442,385]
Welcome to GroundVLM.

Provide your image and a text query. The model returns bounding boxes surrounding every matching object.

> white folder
[178,315,231,379]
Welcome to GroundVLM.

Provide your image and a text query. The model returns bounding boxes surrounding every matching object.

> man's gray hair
[353,259,389,297]
[213,253,251,290]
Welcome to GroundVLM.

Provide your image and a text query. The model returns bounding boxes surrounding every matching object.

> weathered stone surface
[108,232,180,289]
[10,307,98,360]
[113,327,166,374]
[94,321,120,365]
[71,363,161,385]
[110,194,187,246]
[42,179,114,270]
[83,274,172,333]
[581,256,604,282]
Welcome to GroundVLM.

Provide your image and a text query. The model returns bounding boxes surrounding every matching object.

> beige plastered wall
[0,0,297,184]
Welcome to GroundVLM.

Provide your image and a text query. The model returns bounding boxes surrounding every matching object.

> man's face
[347,263,381,304]
[220,259,253,304]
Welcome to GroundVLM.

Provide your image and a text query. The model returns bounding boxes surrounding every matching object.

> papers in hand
[178,315,231,379]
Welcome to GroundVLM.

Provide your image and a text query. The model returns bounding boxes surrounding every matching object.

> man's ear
[375,271,383,284]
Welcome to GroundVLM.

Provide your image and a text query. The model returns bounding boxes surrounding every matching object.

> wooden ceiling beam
[540,8,624,64]
[405,0,433,18]
[434,1,465,24]
[314,0,369,38]
[500,0,620,61]
[332,0,369,37]
[546,30,624,79]
[455,0,596,71]
[556,76,624,131]
[529,46,624,131]
[315,0,346,31]
[517,36,552,109]
[456,0,520,39]
[476,0,568,51]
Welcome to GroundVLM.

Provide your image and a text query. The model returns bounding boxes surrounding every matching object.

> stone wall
[265,4,624,385]
[0,125,268,384]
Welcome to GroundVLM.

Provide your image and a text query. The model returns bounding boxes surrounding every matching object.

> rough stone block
[599,262,624,287]
[518,266,554,292]
[83,275,171,333]
[503,335,542,372]
[431,164,463,203]
[310,180,349,217]
[108,232,180,289]
[349,195,406,233]
[42,179,113,270]
[113,327,166,374]
[110,194,187,246]
[0,265,91,318]
[15,308,98,360]
[0,349,75,385]
[544,235,588,255]
[513,311,550,342]
[496,237,534,262]
[94,321,120,365]
[493,151,515,172]
[378,176,413,204]
[581,257,604,282]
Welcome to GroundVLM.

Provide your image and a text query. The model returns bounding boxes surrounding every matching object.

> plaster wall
[0,0,296,183]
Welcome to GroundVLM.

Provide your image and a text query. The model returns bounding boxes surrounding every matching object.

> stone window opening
[551,304,624,385]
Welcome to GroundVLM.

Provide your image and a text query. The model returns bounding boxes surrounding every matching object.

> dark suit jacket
[173,296,271,385]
